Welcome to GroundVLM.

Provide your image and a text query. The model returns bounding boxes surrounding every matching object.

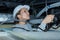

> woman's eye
[24,11,26,12]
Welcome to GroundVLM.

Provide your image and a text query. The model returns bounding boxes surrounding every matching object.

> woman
[13,5,54,32]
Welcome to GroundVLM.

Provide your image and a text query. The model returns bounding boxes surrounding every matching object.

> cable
[45,0,48,15]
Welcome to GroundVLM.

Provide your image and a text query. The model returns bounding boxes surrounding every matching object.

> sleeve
[38,22,47,30]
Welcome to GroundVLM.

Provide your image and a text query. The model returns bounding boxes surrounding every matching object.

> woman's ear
[17,15,21,19]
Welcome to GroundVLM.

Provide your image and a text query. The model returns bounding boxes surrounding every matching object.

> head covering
[13,5,30,21]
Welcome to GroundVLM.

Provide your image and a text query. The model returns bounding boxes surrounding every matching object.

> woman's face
[17,8,30,21]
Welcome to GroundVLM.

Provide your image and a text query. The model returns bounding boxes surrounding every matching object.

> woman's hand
[42,15,55,24]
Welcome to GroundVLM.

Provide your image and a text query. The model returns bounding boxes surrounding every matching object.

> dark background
[0,0,60,14]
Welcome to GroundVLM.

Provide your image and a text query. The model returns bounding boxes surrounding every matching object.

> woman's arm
[29,19,43,24]
[38,14,55,30]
